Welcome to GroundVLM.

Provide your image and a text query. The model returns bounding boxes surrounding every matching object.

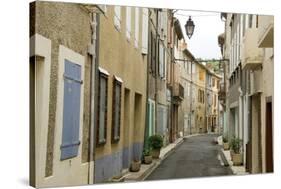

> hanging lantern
[185,16,195,39]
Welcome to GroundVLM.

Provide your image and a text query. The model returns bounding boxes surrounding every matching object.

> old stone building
[220,13,274,174]
[30,2,95,187]
[30,2,148,187]
[95,5,148,182]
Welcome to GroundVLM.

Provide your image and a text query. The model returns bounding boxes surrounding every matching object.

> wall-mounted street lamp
[185,16,195,39]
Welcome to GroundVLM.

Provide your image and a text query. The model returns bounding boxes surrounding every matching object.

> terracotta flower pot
[151,149,161,159]
[144,155,153,164]
[223,142,230,150]
[130,160,141,172]
[232,153,243,166]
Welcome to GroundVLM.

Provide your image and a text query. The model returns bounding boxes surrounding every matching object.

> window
[151,32,156,76]
[141,8,149,54]
[114,6,121,31]
[248,15,253,28]
[217,80,220,89]
[159,42,165,79]
[61,60,82,160]
[243,14,246,36]
[126,7,131,40]
[192,63,196,74]
[256,15,259,28]
[197,89,204,104]
[199,69,204,81]
[134,7,139,48]
[202,91,205,104]
[97,68,108,145]
[112,76,122,143]
[212,78,216,87]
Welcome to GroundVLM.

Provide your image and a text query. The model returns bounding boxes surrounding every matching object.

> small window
[248,15,253,28]
[112,77,122,143]
[134,7,139,48]
[212,78,216,87]
[97,70,108,145]
[114,6,121,31]
[126,7,131,40]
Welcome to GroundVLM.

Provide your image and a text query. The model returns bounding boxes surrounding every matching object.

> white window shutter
[114,6,121,31]
[134,8,139,48]
[126,7,131,40]
[141,8,148,54]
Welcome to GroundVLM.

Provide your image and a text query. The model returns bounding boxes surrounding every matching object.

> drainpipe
[88,12,100,185]
[155,9,159,134]
[189,61,193,135]
[143,9,152,154]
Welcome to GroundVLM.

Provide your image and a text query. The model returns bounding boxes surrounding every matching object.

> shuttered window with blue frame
[60,59,82,160]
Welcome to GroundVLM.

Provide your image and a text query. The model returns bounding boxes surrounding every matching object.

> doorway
[265,98,273,172]
[122,88,130,169]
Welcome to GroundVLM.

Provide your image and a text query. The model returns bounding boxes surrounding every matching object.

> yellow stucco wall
[95,5,147,159]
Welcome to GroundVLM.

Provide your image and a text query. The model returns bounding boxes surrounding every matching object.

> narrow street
[145,134,233,180]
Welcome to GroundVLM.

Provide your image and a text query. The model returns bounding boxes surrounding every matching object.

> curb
[219,148,229,167]
[141,138,184,181]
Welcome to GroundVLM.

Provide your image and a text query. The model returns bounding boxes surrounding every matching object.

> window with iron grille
[97,71,108,145]
[111,78,122,143]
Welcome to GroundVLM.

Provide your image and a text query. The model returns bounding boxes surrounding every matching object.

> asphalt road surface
[145,134,233,181]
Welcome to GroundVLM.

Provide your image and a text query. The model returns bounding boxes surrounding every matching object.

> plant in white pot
[143,149,153,164]
[148,134,164,159]
[222,136,230,150]
[230,137,243,166]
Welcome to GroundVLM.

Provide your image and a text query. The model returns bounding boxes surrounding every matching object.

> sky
[175,10,224,60]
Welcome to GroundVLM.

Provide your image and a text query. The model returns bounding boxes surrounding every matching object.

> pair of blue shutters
[60,60,82,160]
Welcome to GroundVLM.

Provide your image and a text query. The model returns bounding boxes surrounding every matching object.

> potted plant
[143,149,153,164]
[148,134,164,159]
[130,157,141,172]
[230,137,243,165]
[223,136,230,150]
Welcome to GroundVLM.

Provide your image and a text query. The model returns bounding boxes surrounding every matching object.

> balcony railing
[241,28,263,70]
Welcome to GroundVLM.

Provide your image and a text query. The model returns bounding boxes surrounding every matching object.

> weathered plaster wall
[94,5,147,182]
[32,1,92,187]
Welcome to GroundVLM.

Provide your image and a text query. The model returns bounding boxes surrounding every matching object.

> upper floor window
[126,7,131,40]
[97,68,109,145]
[114,6,121,31]
[112,76,122,143]
[134,7,139,48]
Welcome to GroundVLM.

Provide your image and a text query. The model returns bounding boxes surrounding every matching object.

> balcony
[173,82,184,103]
[250,70,262,95]
[241,28,263,70]
[218,82,226,101]
[258,15,274,48]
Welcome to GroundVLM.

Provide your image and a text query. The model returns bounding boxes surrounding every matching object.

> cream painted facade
[221,13,274,174]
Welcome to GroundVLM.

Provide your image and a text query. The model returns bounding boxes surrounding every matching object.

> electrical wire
[175,13,219,18]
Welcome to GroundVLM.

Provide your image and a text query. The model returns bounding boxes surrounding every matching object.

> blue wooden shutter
[61,60,82,160]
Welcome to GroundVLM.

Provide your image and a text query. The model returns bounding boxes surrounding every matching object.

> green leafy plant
[143,148,151,156]
[148,134,163,150]
[230,136,242,154]
[222,136,228,143]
